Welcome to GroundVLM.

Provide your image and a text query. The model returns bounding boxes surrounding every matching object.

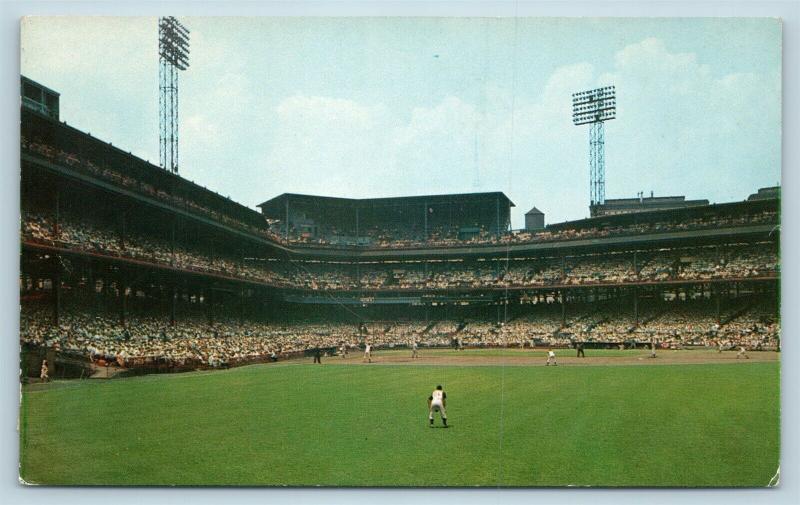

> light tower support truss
[159,16,190,174]
[572,86,616,206]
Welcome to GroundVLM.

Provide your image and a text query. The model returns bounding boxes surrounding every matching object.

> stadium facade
[20,77,780,377]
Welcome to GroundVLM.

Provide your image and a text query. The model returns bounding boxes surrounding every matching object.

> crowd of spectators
[22,294,778,374]
[22,209,293,287]
[22,209,779,292]
[272,210,778,250]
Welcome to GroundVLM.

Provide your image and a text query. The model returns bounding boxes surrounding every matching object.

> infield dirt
[324,348,780,367]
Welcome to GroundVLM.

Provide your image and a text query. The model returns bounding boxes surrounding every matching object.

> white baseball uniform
[429,389,447,420]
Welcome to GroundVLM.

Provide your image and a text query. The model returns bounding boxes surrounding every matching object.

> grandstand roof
[748,186,781,201]
[257,192,515,213]
[592,195,710,216]
[22,107,266,229]
[547,196,779,232]
[21,75,60,99]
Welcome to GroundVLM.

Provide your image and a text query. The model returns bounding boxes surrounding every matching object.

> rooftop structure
[524,206,545,231]
[748,186,781,201]
[257,192,514,245]
[590,192,709,217]
[21,76,59,121]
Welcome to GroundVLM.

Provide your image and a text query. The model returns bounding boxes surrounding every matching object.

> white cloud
[252,37,779,227]
[598,37,780,206]
[264,95,393,197]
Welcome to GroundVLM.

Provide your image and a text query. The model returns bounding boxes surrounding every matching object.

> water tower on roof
[525,206,545,231]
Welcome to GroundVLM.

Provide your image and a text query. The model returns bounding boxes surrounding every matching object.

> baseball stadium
[18,75,781,487]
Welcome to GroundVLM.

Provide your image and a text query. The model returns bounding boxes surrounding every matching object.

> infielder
[546,348,557,366]
[363,343,372,363]
[340,343,347,359]
[411,341,419,359]
[737,346,750,359]
[428,385,448,427]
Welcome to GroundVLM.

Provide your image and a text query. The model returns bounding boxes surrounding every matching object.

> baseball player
[428,385,448,427]
[40,359,49,383]
[340,343,347,359]
[737,345,750,359]
[576,341,585,358]
[546,348,557,366]
[411,341,419,359]
[363,343,372,363]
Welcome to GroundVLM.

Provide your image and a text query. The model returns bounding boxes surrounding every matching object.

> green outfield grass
[19,356,779,486]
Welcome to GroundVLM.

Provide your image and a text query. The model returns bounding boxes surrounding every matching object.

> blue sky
[20,17,781,227]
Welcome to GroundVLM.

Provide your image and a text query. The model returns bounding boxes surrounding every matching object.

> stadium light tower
[572,86,616,207]
[158,16,190,174]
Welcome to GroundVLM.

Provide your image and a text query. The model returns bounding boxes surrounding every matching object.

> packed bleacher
[22,209,293,286]
[22,209,778,292]
[268,209,778,249]
[21,295,779,373]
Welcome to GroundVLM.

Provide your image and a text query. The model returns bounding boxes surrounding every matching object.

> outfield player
[428,385,448,427]
[546,348,557,366]
[363,343,372,363]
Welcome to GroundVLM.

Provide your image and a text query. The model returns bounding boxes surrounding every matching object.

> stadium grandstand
[257,192,514,246]
[20,77,780,378]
